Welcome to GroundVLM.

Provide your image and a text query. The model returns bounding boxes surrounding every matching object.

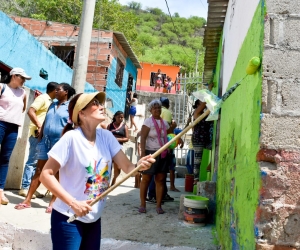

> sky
[117,0,208,19]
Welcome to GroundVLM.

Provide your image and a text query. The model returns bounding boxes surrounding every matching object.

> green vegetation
[125,1,206,73]
[1,0,206,73]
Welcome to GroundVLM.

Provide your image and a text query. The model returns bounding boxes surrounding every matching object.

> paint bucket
[183,195,209,224]
[185,174,194,192]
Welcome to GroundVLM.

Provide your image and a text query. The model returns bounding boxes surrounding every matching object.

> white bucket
[183,195,209,209]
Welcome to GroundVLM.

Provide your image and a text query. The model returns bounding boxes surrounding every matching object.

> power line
[199,0,206,9]
[164,0,192,59]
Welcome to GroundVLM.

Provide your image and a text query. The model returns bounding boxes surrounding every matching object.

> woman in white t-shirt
[40,92,155,250]
[139,99,174,215]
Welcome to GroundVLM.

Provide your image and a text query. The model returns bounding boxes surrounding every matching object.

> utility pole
[195,49,199,74]
[71,0,96,93]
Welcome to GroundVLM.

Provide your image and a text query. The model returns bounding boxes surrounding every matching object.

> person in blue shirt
[15,83,76,212]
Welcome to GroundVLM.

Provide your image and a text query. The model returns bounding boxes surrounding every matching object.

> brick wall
[256,0,300,248]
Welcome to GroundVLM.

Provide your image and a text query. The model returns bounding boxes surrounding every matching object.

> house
[10,16,141,114]
[0,12,95,93]
[202,0,300,249]
[136,62,180,93]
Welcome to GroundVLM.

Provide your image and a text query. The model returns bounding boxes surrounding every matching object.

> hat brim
[21,74,32,80]
[72,92,106,125]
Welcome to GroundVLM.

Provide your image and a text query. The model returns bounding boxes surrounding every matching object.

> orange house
[136,63,180,93]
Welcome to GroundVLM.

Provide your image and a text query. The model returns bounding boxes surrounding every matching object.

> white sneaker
[18,189,36,199]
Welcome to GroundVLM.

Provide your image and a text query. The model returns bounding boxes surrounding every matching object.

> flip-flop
[14,203,31,210]
[45,206,52,213]
[138,206,146,213]
[156,207,165,214]
[170,187,180,192]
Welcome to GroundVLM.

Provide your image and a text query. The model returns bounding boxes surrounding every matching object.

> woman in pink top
[0,68,30,206]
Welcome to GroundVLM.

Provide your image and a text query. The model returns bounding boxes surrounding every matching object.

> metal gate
[173,72,205,165]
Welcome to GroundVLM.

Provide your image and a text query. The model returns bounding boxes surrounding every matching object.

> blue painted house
[6,15,141,114]
[0,11,95,93]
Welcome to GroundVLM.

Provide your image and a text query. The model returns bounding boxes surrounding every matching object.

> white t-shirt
[143,117,169,151]
[48,127,121,223]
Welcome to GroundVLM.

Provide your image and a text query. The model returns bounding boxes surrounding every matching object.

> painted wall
[215,2,264,249]
[222,0,261,94]
[106,57,137,115]
[136,63,180,93]
[0,11,94,93]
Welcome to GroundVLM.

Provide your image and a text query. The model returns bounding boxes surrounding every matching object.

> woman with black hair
[127,92,138,132]
[107,111,129,185]
[0,68,31,205]
[15,83,76,212]
[191,99,213,184]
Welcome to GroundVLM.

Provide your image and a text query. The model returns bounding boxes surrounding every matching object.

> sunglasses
[16,74,25,80]
[87,99,105,108]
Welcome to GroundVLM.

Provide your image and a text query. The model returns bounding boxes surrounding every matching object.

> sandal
[45,206,53,213]
[138,206,146,213]
[14,203,31,210]
[156,207,165,214]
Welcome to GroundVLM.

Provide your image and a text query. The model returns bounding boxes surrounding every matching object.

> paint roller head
[246,56,261,75]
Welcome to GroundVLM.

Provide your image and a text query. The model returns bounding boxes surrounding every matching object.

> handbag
[152,116,168,158]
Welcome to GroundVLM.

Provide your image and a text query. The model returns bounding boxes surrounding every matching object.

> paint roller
[67,56,261,223]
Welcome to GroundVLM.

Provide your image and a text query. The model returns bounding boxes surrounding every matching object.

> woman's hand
[137,154,155,171]
[71,200,93,217]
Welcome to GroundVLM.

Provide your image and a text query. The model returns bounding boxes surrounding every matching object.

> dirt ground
[101,174,216,250]
[0,174,216,250]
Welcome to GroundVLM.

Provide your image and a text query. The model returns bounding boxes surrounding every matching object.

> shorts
[142,149,168,175]
[37,136,58,160]
[129,106,136,116]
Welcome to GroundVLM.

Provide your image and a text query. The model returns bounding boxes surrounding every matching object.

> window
[115,58,124,87]
[150,72,166,86]
[50,46,75,68]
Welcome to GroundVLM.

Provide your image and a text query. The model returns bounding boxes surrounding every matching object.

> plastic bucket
[185,174,194,192]
[183,195,209,224]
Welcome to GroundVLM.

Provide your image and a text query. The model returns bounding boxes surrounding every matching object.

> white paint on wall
[221,0,260,94]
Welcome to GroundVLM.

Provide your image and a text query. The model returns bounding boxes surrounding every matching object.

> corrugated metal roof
[113,31,141,69]
[203,0,229,83]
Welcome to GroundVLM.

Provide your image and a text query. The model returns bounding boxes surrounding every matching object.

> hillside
[1,0,206,73]
[123,3,206,73]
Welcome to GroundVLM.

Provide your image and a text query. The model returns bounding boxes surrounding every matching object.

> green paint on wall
[215,2,264,249]
[200,149,211,181]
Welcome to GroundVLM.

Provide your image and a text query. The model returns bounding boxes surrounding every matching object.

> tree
[127,1,142,11]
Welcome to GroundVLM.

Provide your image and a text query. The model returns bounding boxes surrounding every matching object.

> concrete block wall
[257,1,300,248]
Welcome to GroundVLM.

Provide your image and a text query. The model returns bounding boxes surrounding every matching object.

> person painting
[139,99,174,214]
[15,83,76,212]
[39,92,155,249]
[0,68,30,205]
[191,99,213,184]
[127,92,138,132]
[154,69,162,92]
[107,111,129,186]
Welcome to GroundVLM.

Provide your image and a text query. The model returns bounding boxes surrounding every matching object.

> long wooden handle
[67,109,210,222]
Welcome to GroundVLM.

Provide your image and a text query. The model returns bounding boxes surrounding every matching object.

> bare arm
[112,150,155,174]
[140,125,150,158]
[22,94,27,112]
[193,102,207,119]
[40,157,93,217]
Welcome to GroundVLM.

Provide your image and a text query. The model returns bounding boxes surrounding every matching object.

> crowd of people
[0,67,212,249]
[153,69,181,93]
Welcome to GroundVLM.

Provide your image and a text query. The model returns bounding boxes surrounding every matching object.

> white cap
[10,68,31,80]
